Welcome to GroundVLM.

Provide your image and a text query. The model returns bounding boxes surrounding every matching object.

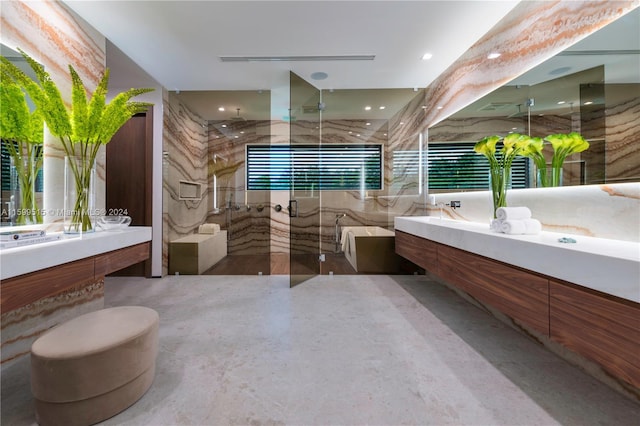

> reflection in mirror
[0,45,44,226]
[427,8,639,191]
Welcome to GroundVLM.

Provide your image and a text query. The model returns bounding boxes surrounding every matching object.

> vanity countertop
[394,216,640,303]
[0,227,152,280]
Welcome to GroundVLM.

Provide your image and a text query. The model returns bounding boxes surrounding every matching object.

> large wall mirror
[0,44,44,227]
[428,7,639,191]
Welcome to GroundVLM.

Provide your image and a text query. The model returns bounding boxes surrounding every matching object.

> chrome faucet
[335,213,347,253]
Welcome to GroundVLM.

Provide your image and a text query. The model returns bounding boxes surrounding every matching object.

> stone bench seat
[30,306,159,426]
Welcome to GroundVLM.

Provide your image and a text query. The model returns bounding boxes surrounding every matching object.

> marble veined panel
[606,85,640,182]
[0,280,104,367]
[422,1,638,130]
[163,95,209,251]
[427,183,640,243]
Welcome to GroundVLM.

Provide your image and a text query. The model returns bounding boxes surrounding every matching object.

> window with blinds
[393,142,530,191]
[246,144,383,191]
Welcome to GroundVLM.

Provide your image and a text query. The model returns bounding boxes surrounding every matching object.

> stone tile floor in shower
[2,274,639,425]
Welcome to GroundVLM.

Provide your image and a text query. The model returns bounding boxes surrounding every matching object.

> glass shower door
[289,72,321,287]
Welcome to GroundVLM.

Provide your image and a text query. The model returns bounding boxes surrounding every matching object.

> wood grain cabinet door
[550,280,640,389]
[438,244,550,336]
[395,231,438,273]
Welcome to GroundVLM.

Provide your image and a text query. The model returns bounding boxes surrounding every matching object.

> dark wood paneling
[1,258,96,313]
[94,242,151,277]
[550,280,640,389]
[106,111,153,277]
[438,244,549,336]
[395,231,438,272]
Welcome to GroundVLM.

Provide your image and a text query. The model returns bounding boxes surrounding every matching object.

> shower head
[231,108,246,121]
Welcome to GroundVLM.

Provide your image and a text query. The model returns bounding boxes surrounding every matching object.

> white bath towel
[501,220,527,235]
[490,219,503,233]
[501,218,542,235]
[496,206,532,221]
[198,223,220,234]
[523,218,542,235]
[341,227,352,253]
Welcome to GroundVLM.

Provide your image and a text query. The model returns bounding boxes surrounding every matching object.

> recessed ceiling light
[437,106,443,110]
[221,124,227,128]
[584,101,593,105]
[557,101,566,105]
[487,52,501,59]
[366,122,371,126]
[421,53,433,60]
[218,107,225,112]
[379,106,386,110]
[311,71,328,80]
[364,106,372,111]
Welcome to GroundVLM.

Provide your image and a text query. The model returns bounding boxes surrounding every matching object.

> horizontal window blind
[393,142,529,190]
[428,142,529,190]
[247,144,382,191]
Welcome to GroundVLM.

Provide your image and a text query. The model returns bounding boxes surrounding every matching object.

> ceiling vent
[478,102,514,112]
[220,55,375,62]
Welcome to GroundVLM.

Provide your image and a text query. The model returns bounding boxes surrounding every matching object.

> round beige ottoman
[30,306,159,426]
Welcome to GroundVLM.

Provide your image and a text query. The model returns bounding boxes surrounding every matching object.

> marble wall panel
[206,120,272,256]
[421,1,638,131]
[606,84,640,182]
[428,182,640,242]
[162,93,209,273]
[1,280,104,369]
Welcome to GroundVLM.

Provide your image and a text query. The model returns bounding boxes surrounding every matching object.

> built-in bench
[169,230,227,275]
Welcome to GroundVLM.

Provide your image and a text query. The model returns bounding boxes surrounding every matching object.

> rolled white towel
[501,220,527,235]
[341,227,352,253]
[501,218,542,235]
[523,218,542,235]
[496,206,532,221]
[490,219,503,233]
[198,223,220,234]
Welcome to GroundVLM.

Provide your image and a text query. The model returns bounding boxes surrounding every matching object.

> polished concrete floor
[2,273,639,425]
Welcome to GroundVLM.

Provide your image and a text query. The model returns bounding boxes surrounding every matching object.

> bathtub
[340,226,400,273]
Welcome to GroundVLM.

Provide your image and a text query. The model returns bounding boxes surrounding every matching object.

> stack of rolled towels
[491,207,541,235]
[198,223,221,234]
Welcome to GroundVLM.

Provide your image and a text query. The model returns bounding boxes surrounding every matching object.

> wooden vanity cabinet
[395,231,549,336]
[1,242,150,314]
[395,231,438,272]
[550,280,640,389]
[394,230,640,392]
[437,244,549,337]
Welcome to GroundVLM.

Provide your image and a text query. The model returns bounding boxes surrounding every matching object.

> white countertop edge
[394,217,640,303]
[0,227,152,280]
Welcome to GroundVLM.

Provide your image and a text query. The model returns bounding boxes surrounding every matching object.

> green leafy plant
[1,49,154,232]
[0,66,44,224]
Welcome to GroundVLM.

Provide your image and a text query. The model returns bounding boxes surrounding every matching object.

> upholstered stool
[30,306,159,426]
